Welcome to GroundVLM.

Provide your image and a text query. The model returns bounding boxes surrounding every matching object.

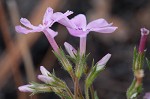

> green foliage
[127,47,146,99]
[126,79,143,99]
[75,53,89,79]
[85,62,105,88]
[53,48,73,72]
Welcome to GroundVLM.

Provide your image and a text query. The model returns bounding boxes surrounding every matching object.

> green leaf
[133,47,138,69]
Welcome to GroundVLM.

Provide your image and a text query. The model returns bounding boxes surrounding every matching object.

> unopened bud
[96,53,111,71]
[38,75,54,84]
[40,66,51,76]
[64,42,77,58]
[18,85,34,92]
[138,28,149,53]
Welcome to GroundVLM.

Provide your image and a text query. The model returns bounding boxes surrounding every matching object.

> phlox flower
[15,7,73,53]
[61,14,117,55]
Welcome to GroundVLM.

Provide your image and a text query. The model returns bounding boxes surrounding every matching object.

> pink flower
[66,14,117,37]
[15,7,73,53]
[62,14,117,55]
[138,28,149,53]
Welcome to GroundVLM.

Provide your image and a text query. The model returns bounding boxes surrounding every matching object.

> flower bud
[40,66,51,76]
[138,28,149,53]
[64,42,77,58]
[18,85,34,92]
[96,53,111,71]
[38,75,54,84]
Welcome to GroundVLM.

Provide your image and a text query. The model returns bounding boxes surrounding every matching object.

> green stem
[85,85,89,99]
[70,70,75,82]
[77,80,84,99]
[90,85,94,99]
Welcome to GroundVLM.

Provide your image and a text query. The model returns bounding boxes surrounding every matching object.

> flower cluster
[16,7,117,55]
[16,7,118,99]
[15,6,150,99]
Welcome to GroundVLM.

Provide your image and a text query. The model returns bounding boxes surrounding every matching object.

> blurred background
[0,0,150,99]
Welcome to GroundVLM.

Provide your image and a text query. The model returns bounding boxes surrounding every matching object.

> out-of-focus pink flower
[96,53,111,71]
[18,84,34,92]
[15,7,73,53]
[144,92,150,99]
[62,14,117,55]
[64,42,77,58]
[138,28,149,53]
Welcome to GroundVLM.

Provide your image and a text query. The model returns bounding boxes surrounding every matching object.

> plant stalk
[90,85,95,99]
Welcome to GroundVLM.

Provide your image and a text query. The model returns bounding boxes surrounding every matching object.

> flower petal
[67,28,88,37]
[71,14,87,29]
[90,26,118,33]
[96,53,111,71]
[20,18,36,29]
[15,25,42,34]
[52,10,76,28]
[42,7,53,26]
[64,42,77,58]
[52,10,73,22]
[87,19,111,29]
[15,25,31,34]
[40,66,51,76]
